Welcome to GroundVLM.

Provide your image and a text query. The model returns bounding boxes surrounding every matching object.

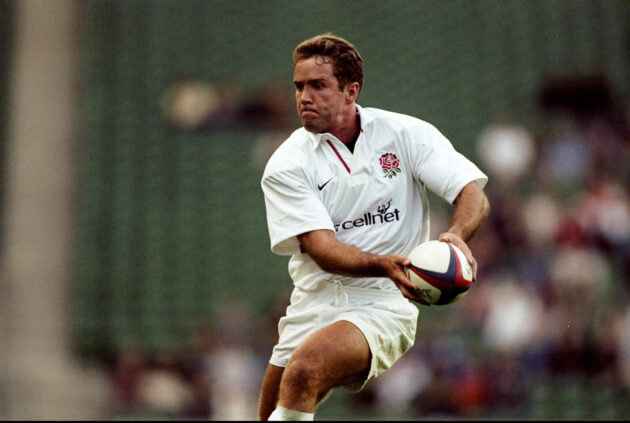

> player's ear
[345,81,360,103]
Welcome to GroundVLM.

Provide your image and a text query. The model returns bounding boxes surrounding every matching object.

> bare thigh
[277,320,371,412]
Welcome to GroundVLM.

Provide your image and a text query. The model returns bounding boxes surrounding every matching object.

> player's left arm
[438,181,490,280]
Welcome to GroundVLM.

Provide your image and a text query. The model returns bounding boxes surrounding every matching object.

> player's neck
[330,106,360,145]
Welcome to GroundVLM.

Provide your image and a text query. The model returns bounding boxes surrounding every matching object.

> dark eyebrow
[294,78,327,87]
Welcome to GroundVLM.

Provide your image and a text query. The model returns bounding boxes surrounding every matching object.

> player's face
[293,56,348,134]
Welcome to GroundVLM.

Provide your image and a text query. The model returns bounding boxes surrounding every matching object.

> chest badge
[379,153,401,178]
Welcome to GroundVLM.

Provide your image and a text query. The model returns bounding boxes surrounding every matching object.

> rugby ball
[406,240,474,305]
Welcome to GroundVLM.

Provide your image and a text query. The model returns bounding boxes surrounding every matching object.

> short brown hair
[293,33,364,91]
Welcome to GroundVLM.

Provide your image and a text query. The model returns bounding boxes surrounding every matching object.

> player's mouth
[300,108,318,117]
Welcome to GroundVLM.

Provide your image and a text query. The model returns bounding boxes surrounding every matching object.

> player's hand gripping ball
[406,240,474,305]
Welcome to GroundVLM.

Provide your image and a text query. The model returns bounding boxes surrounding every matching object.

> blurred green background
[75,0,630,356]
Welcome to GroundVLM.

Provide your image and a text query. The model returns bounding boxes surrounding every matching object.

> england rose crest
[379,153,401,178]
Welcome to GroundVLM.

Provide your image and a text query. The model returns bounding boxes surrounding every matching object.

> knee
[283,354,327,394]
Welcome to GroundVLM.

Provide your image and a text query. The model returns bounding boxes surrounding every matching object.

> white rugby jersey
[261,105,488,291]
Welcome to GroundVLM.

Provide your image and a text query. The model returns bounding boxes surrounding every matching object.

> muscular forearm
[297,229,426,303]
[438,182,490,281]
[298,230,388,277]
[446,181,490,241]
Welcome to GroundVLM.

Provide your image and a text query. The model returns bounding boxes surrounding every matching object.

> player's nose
[299,87,314,104]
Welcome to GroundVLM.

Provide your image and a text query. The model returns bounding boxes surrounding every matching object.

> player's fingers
[391,254,411,267]
[394,270,416,293]
[438,233,477,281]
[400,284,430,305]
[470,256,478,281]
[438,232,467,253]
[460,248,477,281]
[387,255,430,305]
[393,271,430,305]
[453,242,476,281]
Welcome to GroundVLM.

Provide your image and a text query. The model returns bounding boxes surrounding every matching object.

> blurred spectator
[107,343,148,415]
[179,327,214,418]
[411,364,457,418]
[137,347,193,417]
[161,76,295,134]
[161,76,225,131]
[538,116,592,191]
[481,276,544,355]
[203,299,262,420]
[368,347,431,415]
[477,123,536,188]
[522,191,561,249]
[616,303,630,388]
[106,341,210,419]
[575,179,630,271]
[450,359,489,417]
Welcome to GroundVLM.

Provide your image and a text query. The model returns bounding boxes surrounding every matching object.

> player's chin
[301,118,324,133]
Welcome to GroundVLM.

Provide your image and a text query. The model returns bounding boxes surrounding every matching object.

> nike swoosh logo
[318,178,333,191]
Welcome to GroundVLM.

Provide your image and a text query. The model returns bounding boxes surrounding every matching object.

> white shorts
[269,280,419,392]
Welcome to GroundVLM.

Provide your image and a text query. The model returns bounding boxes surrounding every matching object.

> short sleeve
[410,123,488,204]
[261,168,335,255]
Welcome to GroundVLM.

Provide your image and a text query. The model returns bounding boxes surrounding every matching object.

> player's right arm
[297,229,429,304]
